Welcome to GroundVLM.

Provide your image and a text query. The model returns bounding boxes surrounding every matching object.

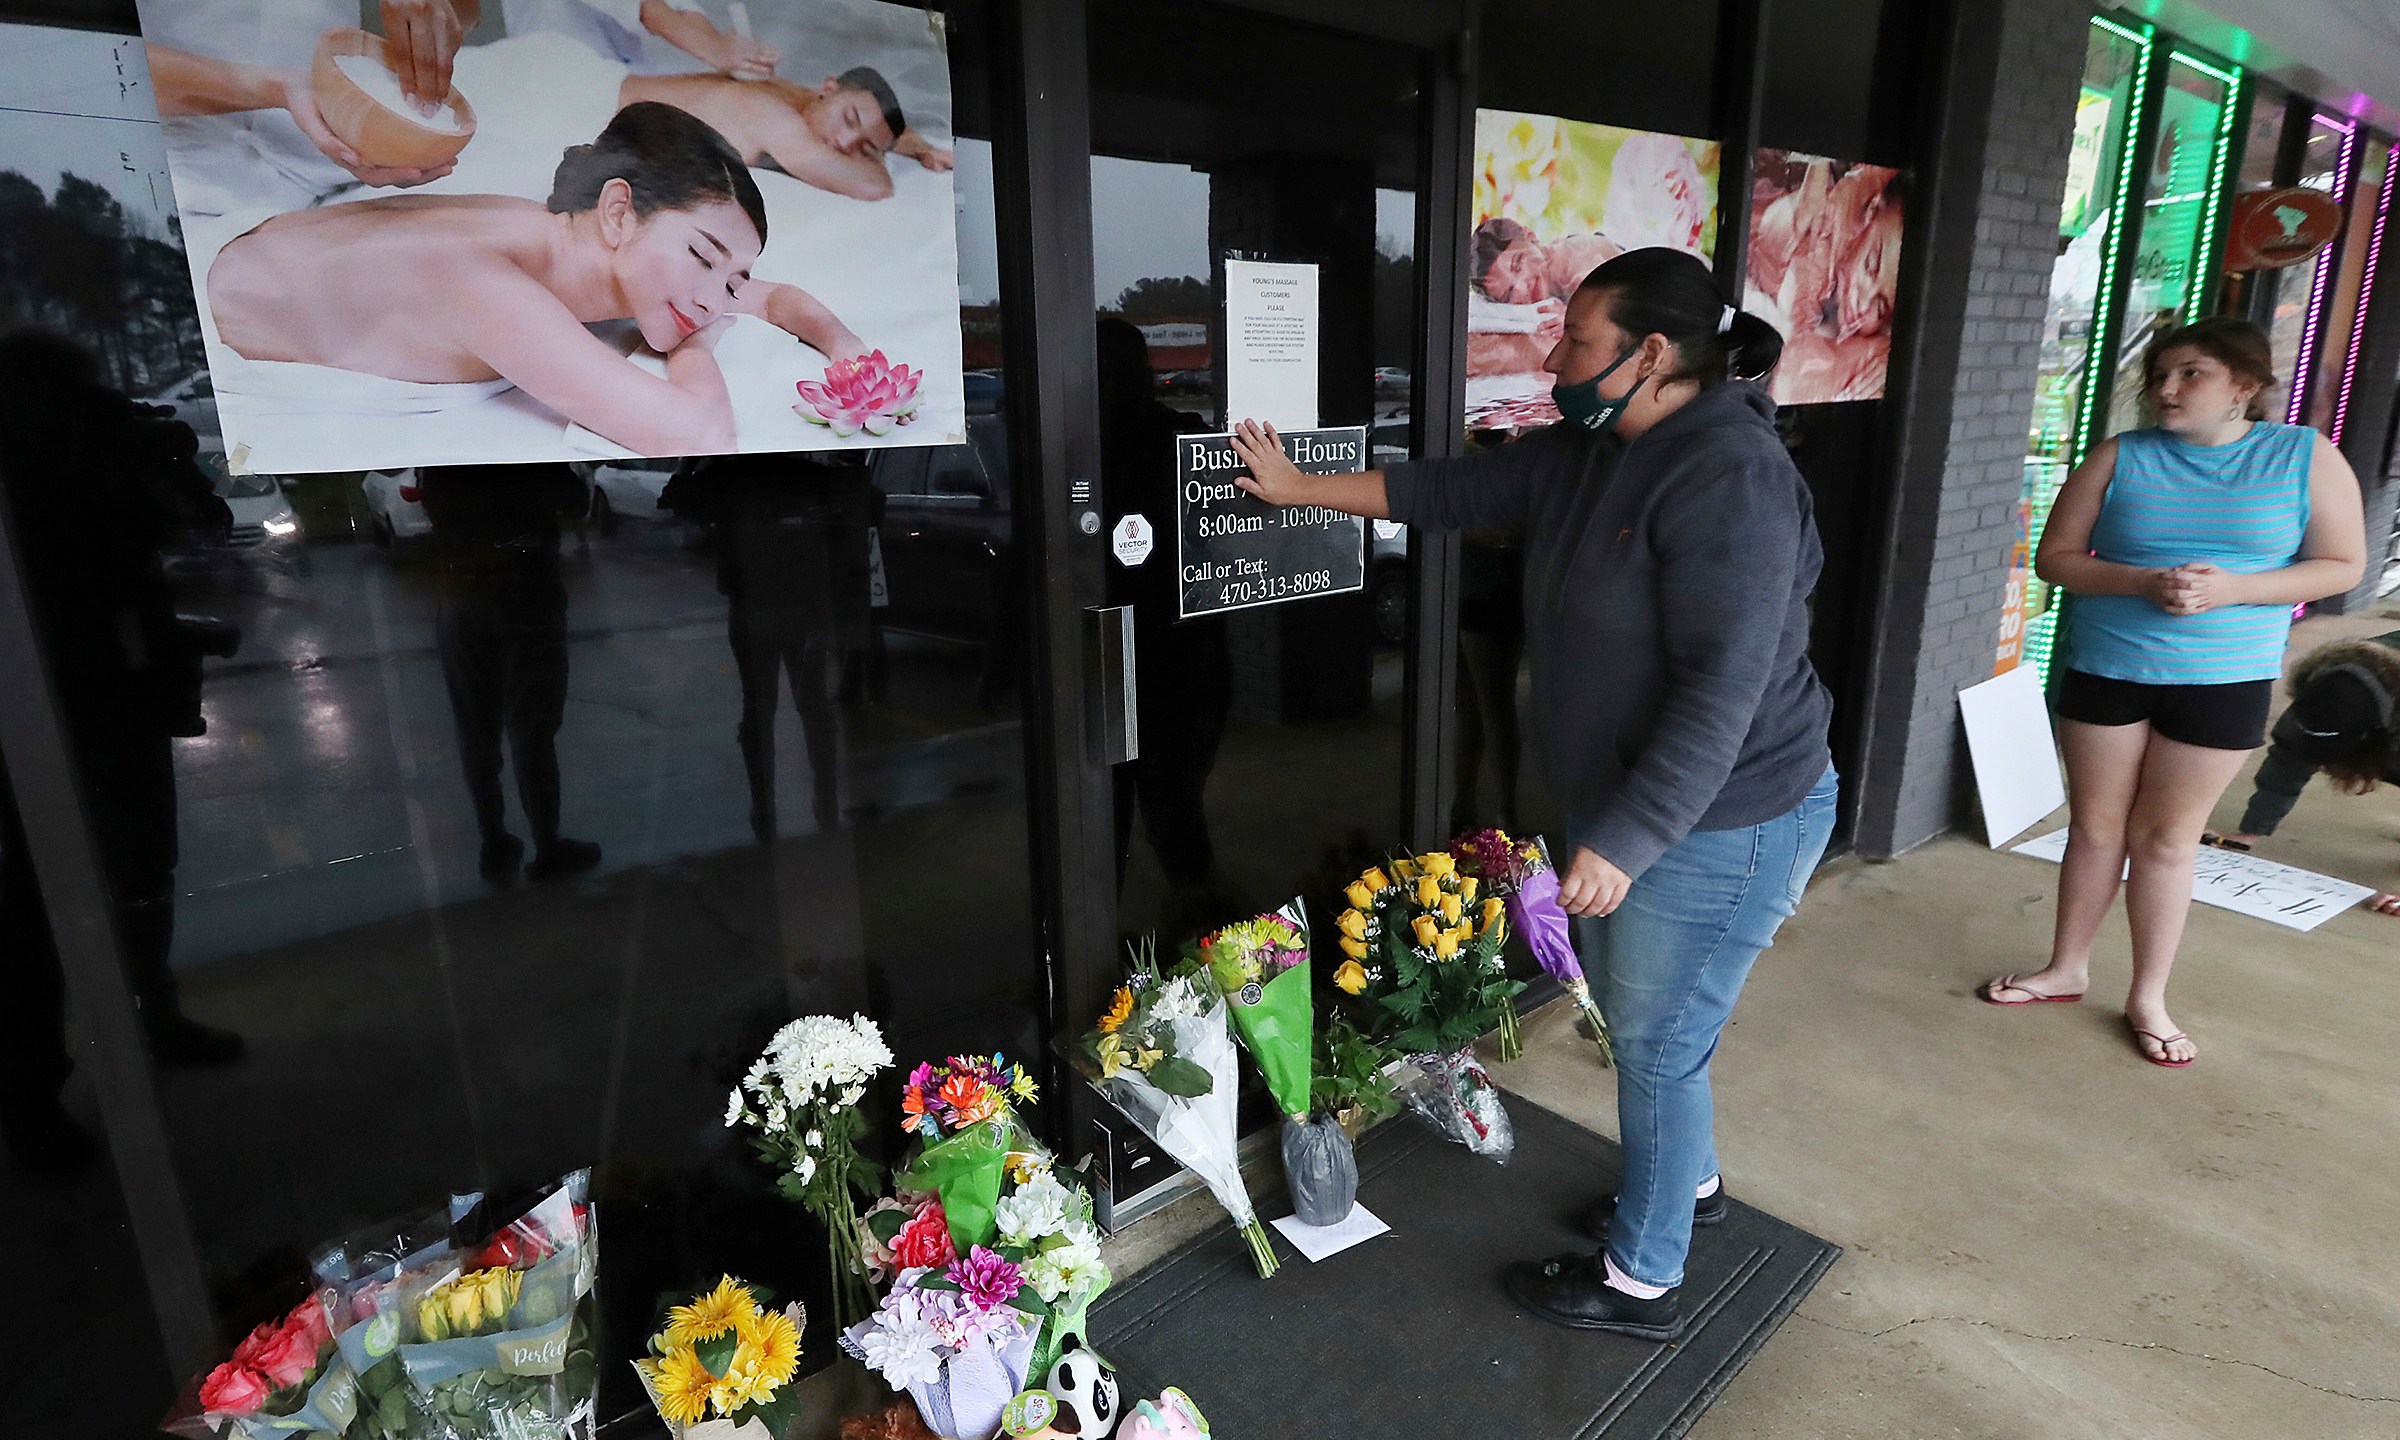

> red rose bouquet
[162,1295,356,1439]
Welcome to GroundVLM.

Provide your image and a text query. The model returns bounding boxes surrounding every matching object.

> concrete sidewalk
[1502,613,2400,1439]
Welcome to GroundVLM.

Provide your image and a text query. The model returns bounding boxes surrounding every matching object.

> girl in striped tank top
[1979,319,2364,1068]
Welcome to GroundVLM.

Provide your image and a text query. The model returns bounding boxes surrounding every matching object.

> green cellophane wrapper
[1228,960,1314,1120]
[1029,1277,1103,1380]
[901,1114,1033,1254]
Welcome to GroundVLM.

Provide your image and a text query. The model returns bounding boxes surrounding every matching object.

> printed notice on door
[1175,427,1367,619]
[1225,259,1320,430]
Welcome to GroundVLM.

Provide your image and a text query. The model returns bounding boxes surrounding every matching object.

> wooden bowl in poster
[309,28,477,172]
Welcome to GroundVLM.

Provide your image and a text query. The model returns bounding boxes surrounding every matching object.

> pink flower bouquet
[795,352,923,437]
[840,1247,1043,1440]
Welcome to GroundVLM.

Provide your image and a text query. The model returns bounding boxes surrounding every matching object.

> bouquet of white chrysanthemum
[727,1014,896,1328]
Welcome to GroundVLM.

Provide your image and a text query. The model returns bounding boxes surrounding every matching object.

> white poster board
[2011,829,2373,932]
[1959,666,2067,848]
[1224,258,1318,430]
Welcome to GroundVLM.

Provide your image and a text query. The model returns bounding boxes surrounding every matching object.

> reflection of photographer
[0,331,247,1173]
[420,463,601,884]
[665,452,880,840]
[2207,634,2400,914]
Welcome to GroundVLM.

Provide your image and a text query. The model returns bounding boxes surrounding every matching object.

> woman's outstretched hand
[1231,420,1307,505]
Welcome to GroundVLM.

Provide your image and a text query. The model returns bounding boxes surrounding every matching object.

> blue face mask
[1551,346,1646,433]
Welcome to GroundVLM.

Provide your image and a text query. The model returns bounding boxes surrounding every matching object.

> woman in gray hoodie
[1232,247,1836,1341]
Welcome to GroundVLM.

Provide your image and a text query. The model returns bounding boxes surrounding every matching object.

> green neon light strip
[2183,52,2242,312]
[2092,14,2150,46]
[2174,49,2240,85]
[2073,19,2157,461]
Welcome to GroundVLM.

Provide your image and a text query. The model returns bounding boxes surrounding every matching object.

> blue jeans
[1574,765,1839,1288]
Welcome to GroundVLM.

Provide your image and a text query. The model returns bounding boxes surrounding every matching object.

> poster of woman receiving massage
[1466,109,1719,434]
[129,0,966,473]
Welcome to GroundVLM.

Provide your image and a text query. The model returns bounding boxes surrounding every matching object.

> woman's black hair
[548,101,769,246]
[1575,246,1783,386]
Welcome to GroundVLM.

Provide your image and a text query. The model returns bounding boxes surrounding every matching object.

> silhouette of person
[666,451,876,840]
[418,463,601,883]
[1098,317,1229,903]
[0,330,246,1172]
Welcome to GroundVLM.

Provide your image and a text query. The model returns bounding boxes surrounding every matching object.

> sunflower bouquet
[895,1054,1041,1263]
[1075,940,1278,1278]
[1344,852,1524,1162]
[726,1014,896,1328]
[634,1276,807,1439]
[1454,829,1612,1066]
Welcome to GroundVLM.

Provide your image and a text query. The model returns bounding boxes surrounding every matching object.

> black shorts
[2054,670,2272,751]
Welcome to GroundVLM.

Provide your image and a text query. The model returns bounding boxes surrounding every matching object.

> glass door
[1085,1,1427,946]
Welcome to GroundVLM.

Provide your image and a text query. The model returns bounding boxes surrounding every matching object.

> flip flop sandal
[1978,973,2085,1006]
[2200,833,2253,852]
[2126,1020,2195,1068]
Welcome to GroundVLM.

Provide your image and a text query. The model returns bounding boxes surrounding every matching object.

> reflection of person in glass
[204,104,868,455]
[1234,249,1838,1342]
[0,332,247,1172]
[666,453,878,840]
[1097,318,1228,912]
[420,463,602,883]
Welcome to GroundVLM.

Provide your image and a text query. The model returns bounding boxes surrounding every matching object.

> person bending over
[2205,631,2400,914]
[619,65,951,201]
[207,102,868,456]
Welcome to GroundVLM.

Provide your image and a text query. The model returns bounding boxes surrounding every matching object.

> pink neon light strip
[2332,146,2392,444]
[2290,117,2359,424]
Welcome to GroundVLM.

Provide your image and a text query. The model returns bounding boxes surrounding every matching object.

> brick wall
[1852,0,2094,858]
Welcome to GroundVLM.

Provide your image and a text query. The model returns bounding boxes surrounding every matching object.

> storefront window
[2104,52,2239,437]
[2001,15,2147,679]
[2311,134,2390,437]
[2272,113,2354,418]
[1479,0,1720,143]
[2,1,1039,1427]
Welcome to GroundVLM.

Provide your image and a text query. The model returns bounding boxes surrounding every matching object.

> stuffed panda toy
[1044,1336,1122,1438]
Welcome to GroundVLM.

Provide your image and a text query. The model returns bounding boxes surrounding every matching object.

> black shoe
[1,1099,96,1174]
[479,833,525,881]
[146,1012,247,1068]
[1505,1250,1686,1340]
[526,837,602,883]
[1578,1184,1730,1243]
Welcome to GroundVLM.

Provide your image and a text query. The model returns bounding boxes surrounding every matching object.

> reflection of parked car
[1374,366,1411,400]
[360,467,432,552]
[870,416,1010,643]
[169,448,303,573]
[146,369,219,439]
[583,457,682,533]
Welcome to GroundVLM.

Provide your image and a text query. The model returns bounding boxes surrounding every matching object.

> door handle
[1085,605,1138,765]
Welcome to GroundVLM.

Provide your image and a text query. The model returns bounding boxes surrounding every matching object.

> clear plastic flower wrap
[1397,1047,1515,1163]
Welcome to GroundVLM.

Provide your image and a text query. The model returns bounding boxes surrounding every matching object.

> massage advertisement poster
[1742,149,1905,407]
[1466,109,1718,434]
[129,0,966,473]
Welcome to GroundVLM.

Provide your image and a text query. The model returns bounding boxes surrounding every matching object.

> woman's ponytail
[1576,247,1784,389]
[1721,308,1783,382]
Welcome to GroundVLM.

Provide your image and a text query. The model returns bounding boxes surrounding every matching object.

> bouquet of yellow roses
[1338,851,1524,1163]
[634,1276,807,1439]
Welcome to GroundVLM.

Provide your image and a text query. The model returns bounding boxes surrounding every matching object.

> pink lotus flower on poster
[794,351,922,437]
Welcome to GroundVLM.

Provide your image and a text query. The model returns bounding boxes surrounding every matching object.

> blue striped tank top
[2066,422,2316,686]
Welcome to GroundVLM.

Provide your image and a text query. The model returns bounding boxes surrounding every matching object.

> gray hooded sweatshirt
[1384,381,1833,879]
